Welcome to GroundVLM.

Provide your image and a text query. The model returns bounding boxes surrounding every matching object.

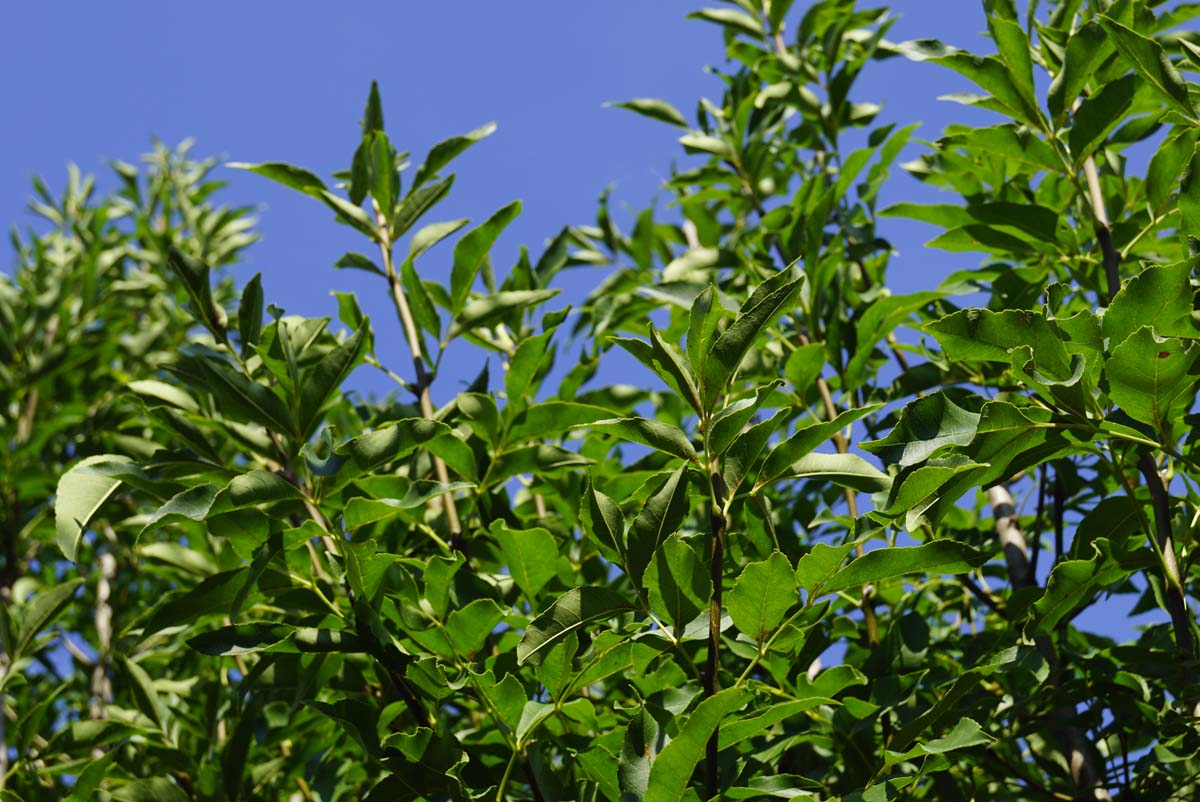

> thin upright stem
[372,202,465,550]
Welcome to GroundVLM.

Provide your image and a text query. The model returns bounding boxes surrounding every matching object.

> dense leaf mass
[4,1,1200,800]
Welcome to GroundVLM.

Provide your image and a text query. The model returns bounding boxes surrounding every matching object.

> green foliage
[5,2,1200,801]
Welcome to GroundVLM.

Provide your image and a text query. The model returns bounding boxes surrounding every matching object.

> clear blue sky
[1,2,992,375]
[1,4,1157,639]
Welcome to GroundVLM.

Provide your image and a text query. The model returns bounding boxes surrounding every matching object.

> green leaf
[116,654,167,732]
[608,98,688,127]
[319,188,376,237]
[362,80,384,135]
[620,704,671,802]
[449,289,559,340]
[701,270,804,410]
[643,688,748,802]
[883,717,993,767]
[895,39,1043,127]
[795,542,857,594]
[1030,539,1127,635]
[645,534,711,635]
[727,552,796,642]
[1179,147,1200,238]
[581,475,625,562]
[343,483,474,529]
[165,246,220,335]
[1103,261,1200,345]
[613,329,702,414]
[337,418,469,476]
[445,599,505,657]
[408,218,470,262]
[449,201,522,314]
[298,323,370,438]
[686,284,724,381]
[824,541,988,596]
[389,178,453,240]
[987,17,1038,118]
[238,273,264,357]
[128,379,199,412]
[413,122,497,189]
[506,401,613,443]
[756,404,883,490]
[862,392,981,468]
[1068,74,1137,165]
[228,161,328,199]
[506,331,554,408]
[192,357,295,437]
[370,131,397,212]
[785,452,892,494]
[707,382,783,457]
[628,466,693,588]
[517,587,635,666]
[110,778,190,802]
[335,252,385,277]
[55,455,130,561]
[143,568,252,636]
[680,133,734,160]
[1147,129,1199,216]
[1047,21,1111,124]
[723,408,789,495]
[583,416,697,462]
[1104,328,1198,437]
[491,521,558,600]
[1098,15,1195,120]
[15,578,83,658]
[719,697,837,749]
[188,622,294,655]
[687,8,763,39]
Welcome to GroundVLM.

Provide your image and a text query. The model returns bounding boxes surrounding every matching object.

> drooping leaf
[55,455,131,561]
[517,587,636,666]
[784,452,892,494]
[628,466,694,588]
[1098,15,1195,120]
[15,578,84,658]
[448,289,559,339]
[643,688,748,802]
[756,404,883,490]
[582,416,697,462]
[823,541,988,596]
[491,521,559,600]
[726,552,796,642]
[645,534,711,635]
[608,98,688,127]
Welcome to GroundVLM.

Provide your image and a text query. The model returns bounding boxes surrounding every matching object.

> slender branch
[705,469,728,799]
[1081,148,1198,694]
[987,485,1112,801]
[372,202,465,552]
[1137,455,1197,683]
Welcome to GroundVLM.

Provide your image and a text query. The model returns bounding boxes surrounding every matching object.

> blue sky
[1,4,1160,642]
[1,2,992,361]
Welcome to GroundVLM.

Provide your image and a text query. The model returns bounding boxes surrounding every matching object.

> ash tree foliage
[4,0,1200,799]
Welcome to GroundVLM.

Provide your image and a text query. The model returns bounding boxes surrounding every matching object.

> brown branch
[1081,149,1197,692]
[988,485,1112,801]
[372,203,465,553]
[705,470,728,799]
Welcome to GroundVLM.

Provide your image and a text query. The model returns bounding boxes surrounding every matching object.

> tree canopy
[3,1,1200,800]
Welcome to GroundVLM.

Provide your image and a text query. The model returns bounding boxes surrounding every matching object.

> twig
[705,470,728,799]
[988,485,1112,801]
[371,202,465,553]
